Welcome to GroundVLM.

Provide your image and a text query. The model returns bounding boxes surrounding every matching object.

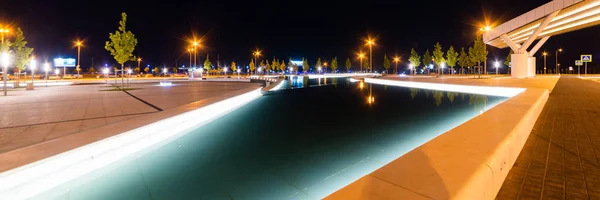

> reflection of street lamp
[358,53,365,72]
[2,52,10,96]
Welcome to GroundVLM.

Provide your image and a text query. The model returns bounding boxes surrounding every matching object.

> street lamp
[237,68,241,77]
[30,58,36,84]
[55,68,60,76]
[75,40,82,76]
[253,50,261,75]
[440,63,445,76]
[479,25,491,76]
[365,38,375,73]
[393,56,400,75]
[495,61,499,75]
[318,66,322,74]
[409,64,413,75]
[0,28,9,45]
[323,62,328,74]
[2,52,9,96]
[103,68,109,83]
[556,48,562,74]
[543,52,548,74]
[192,41,199,70]
[358,53,365,72]
[223,67,228,76]
[163,68,167,76]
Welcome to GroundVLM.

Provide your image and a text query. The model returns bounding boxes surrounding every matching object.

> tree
[446,46,458,75]
[11,28,34,87]
[458,47,469,74]
[144,67,149,74]
[279,60,286,72]
[172,67,178,73]
[105,13,138,88]
[383,54,391,73]
[345,57,352,72]
[259,60,265,73]
[504,49,513,67]
[422,49,432,74]
[265,60,271,74]
[134,66,140,74]
[316,58,322,72]
[271,58,278,73]
[249,59,255,74]
[89,66,97,73]
[409,48,421,74]
[203,54,212,76]
[331,57,338,73]
[433,42,445,75]
[231,61,237,72]
[362,58,369,71]
[470,35,488,78]
[153,67,159,75]
[302,58,310,73]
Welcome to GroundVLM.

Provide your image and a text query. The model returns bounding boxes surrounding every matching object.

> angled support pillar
[519,11,559,53]
[500,34,520,52]
[528,36,550,57]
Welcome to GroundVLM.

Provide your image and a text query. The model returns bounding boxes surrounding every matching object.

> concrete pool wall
[326,79,549,200]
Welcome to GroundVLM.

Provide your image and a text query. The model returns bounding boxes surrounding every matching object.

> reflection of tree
[410,88,420,99]
[423,89,430,97]
[469,94,488,112]
[433,91,444,107]
[446,92,457,103]
[303,76,309,88]
[461,93,465,101]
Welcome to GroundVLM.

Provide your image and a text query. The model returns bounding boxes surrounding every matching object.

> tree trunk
[121,64,124,89]
[17,70,21,88]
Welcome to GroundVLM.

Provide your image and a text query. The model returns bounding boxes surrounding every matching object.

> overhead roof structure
[483,0,600,49]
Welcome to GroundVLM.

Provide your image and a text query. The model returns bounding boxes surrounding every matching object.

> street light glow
[1,52,9,67]
[495,61,500,68]
[30,59,36,70]
[44,63,50,72]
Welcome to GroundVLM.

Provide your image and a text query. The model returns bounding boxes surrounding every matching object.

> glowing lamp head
[128,69,132,74]
[393,57,400,62]
[137,58,141,62]
[559,48,563,52]
[237,68,241,73]
[495,61,499,68]
[358,53,364,59]
[193,41,198,46]
[163,68,167,73]
[103,68,109,74]
[543,52,548,56]
[318,67,322,71]
[409,64,413,68]
[44,63,50,71]
[224,67,227,72]
[30,59,36,70]
[55,68,60,75]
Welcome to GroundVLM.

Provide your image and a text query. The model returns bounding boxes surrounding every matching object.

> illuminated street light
[30,58,36,84]
[358,53,365,72]
[543,52,548,74]
[253,49,261,75]
[556,48,563,74]
[75,40,83,76]
[223,67,228,76]
[318,66,322,74]
[163,68,167,75]
[55,68,60,75]
[0,28,9,45]
[393,56,400,74]
[365,37,375,73]
[408,64,414,75]
[44,63,50,86]
[2,52,10,96]
[495,61,500,75]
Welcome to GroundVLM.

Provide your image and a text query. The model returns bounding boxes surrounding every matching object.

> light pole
[366,38,374,73]
[2,52,9,96]
[323,62,328,74]
[127,68,132,87]
[556,48,562,74]
[237,68,241,78]
[103,68,108,83]
[479,26,491,76]
[253,50,261,75]
[0,28,9,45]
[409,64,413,75]
[75,41,82,76]
[193,41,198,70]
[495,61,499,76]
[223,67,227,77]
[44,63,50,86]
[358,53,364,72]
[393,56,400,75]
[30,58,36,84]
[318,66,322,74]
[163,68,167,76]
[441,63,445,76]
[543,52,548,74]
[137,58,141,75]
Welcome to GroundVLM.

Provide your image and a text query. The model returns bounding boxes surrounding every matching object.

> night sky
[2,0,599,72]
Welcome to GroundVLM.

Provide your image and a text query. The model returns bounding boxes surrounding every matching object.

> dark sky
[2,0,599,72]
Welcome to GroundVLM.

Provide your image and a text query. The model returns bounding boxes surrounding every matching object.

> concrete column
[511,53,529,78]
[528,57,536,77]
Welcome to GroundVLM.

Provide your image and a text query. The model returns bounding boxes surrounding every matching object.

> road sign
[581,55,592,62]
[576,60,583,66]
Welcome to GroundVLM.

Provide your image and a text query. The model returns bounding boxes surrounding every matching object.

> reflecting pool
[37,80,507,200]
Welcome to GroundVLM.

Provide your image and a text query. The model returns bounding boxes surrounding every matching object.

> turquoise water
[38,79,507,200]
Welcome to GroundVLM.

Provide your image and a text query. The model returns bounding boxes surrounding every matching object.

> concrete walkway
[497,77,600,200]
[0,81,260,154]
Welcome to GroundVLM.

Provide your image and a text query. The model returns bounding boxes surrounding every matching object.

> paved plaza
[0,81,260,154]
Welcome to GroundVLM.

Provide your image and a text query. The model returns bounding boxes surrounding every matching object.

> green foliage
[172,67,178,73]
[231,61,237,71]
[383,54,391,72]
[279,60,286,72]
[331,57,338,72]
[409,48,421,69]
[316,58,322,69]
[469,34,488,74]
[259,60,265,69]
[362,58,369,70]
[458,47,468,67]
[271,57,278,72]
[345,57,351,71]
[265,60,271,72]
[203,54,212,70]
[89,66,97,73]
[433,42,445,69]
[105,13,138,65]
[144,67,149,73]
[134,67,140,74]
[12,28,34,72]
[302,58,310,73]
[504,49,513,66]
[446,46,458,68]
[249,59,255,73]
[153,67,159,74]
[422,49,431,68]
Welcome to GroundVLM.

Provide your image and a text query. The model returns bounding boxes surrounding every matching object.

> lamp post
[127,68,132,87]
[223,67,227,76]
[358,53,365,72]
[44,63,50,86]
[556,48,562,74]
[393,56,400,75]
[318,66,322,74]
[323,62,328,74]
[0,28,9,45]
[543,52,548,74]
[366,38,374,73]
[163,68,167,76]
[30,59,36,84]
[103,68,108,83]
[479,26,491,75]
[409,64,413,75]
[193,41,198,69]
[253,50,261,75]
[2,52,9,96]
[75,41,82,76]
[495,61,499,76]
[440,63,445,76]
[137,58,141,75]
[237,68,241,78]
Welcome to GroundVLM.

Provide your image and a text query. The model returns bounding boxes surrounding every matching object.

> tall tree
[89,66,97,73]
[271,57,278,73]
[12,28,33,87]
[231,61,237,72]
[249,59,255,74]
[279,60,286,72]
[345,57,352,72]
[316,58,322,72]
[144,66,149,74]
[265,60,271,74]
[446,46,458,75]
[470,35,487,77]
[432,42,445,75]
[422,49,432,74]
[134,66,140,74]
[287,60,294,73]
[504,49,513,67]
[362,58,369,71]
[458,47,468,74]
[331,57,338,73]
[409,48,421,74]
[105,13,138,88]
[259,60,265,72]
[383,54,391,73]
[153,66,159,75]
[204,54,212,76]
[302,58,310,73]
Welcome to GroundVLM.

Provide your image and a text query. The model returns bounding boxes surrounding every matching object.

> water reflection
[433,91,444,107]
[469,94,488,114]
[409,88,419,99]
[405,88,489,112]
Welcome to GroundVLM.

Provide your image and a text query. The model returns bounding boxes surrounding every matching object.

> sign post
[581,55,592,76]
[576,60,583,77]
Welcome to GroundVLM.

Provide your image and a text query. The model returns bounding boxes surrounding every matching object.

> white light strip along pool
[365,78,525,97]
[308,73,380,79]
[269,80,285,91]
[0,88,263,199]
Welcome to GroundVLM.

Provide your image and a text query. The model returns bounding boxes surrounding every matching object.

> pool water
[38,79,507,200]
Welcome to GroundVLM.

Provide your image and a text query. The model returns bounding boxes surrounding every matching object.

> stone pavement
[497,77,600,200]
[0,81,260,154]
